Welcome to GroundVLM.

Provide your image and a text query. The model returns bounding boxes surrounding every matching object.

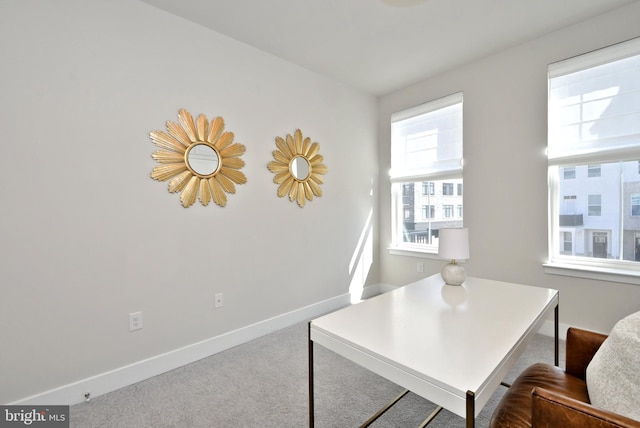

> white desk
[308,274,559,427]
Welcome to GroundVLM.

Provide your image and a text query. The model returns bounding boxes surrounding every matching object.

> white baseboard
[360,284,381,299]
[354,283,398,300]
[11,293,351,406]
[13,290,568,406]
[378,283,400,293]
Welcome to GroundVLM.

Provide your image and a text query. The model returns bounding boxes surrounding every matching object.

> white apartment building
[559,162,640,261]
[402,179,463,245]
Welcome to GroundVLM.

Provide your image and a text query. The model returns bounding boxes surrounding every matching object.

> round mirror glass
[187,144,219,176]
[291,156,310,181]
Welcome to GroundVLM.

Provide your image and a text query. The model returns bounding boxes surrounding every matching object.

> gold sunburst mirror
[267,129,327,207]
[150,109,247,208]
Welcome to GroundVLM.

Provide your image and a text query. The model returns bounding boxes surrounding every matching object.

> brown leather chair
[490,327,640,427]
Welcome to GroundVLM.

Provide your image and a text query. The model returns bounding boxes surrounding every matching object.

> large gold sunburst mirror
[267,129,327,207]
[150,109,247,208]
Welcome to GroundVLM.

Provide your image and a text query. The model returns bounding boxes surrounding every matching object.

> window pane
[422,181,434,195]
[548,38,640,271]
[632,194,640,216]
[397,179,463,246]
[563,167,576,179]
[588,194,601,216]
[442,183,454,195]
[391,94,463,252]
[555,161,640,261]
[588,164,601,177]
[562,231,573,254]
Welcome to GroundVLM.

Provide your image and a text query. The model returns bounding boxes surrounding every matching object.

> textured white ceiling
[140,0,637,95]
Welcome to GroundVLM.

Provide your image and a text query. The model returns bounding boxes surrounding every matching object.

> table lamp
[438,227,469,286]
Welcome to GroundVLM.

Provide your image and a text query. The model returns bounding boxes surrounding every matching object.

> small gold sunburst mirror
[150,109,247,208]
[268,129,327,207]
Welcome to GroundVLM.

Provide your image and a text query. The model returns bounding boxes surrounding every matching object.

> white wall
[378,2,640,335]
[0,0,378,404]
[5,0,639,407]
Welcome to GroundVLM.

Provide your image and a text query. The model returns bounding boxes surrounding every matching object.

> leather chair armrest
[532,387,640,428]
[565,327,608,381]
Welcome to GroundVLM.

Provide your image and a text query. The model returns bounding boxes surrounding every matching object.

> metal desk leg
[418,405,443,428]
[308,322,314,428]
[358,389,409,428]
[554,304,559,367]
[466,390,475,428]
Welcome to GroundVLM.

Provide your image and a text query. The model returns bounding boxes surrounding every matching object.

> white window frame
[389,92,463,257]
[545,37,640,285]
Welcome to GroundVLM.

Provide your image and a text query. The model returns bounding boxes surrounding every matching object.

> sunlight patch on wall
[349,209,374,303]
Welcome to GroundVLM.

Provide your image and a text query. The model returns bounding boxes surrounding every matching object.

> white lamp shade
[438,228,469,260]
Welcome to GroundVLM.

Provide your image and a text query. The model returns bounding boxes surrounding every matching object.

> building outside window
[632,194,640,216]
[588,164,601,177]
[442,183,454,196]
[390,92,463,253]
[588,195,602,216]
[422,205,435,219]
[422,181,435,195]
[547,37,640,273]
[443,205,454,218]
[404,207,412,220]
[562,231,573,254]
[563,167,576,179]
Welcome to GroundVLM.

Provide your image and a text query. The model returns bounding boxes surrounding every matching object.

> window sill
[543,261,640,286]
[388,246,443,260]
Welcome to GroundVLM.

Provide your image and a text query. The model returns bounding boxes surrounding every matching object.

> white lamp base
[441,261,465,286]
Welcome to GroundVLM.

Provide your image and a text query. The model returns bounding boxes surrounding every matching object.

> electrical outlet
[215,293,224,308]
[129,311,143,331]
[417,262,424,273]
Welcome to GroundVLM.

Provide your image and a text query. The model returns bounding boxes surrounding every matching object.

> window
[442,183,454,195]
[422,205,435,219]
[562,232,573,254]
[547,37,640,279]
[563,195,577,210]
[390,93,463,253]
[422,181,434,195]
[632,194,640,216]
[443,205,454,218]
[588,195,601,216]
[588,164,601,177]
[563,167,576,179]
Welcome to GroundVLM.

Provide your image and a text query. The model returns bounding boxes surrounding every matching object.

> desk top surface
[311,274,558,396]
